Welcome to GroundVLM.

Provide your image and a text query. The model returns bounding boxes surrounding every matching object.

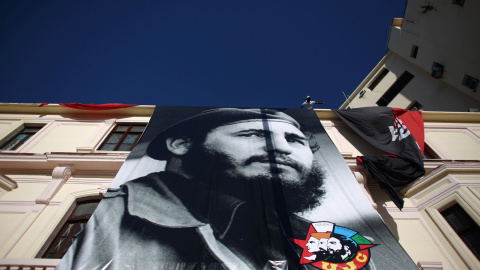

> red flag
[39,103,137,110]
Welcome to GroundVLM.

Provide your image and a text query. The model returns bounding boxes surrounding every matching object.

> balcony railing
[0,259,60,270]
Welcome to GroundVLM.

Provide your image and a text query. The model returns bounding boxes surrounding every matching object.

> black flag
[334,107,425,209]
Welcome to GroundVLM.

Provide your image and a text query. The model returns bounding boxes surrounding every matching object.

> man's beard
[182,146,325,215]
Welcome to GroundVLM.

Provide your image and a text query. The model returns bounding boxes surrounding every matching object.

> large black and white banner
[57,107,417,270]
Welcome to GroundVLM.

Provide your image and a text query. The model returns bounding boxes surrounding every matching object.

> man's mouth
[251,157,299,170]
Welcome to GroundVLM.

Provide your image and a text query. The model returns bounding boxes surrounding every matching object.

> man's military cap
[147,108,301,160]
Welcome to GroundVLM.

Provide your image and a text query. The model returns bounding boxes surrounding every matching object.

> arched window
[43,200,100,259]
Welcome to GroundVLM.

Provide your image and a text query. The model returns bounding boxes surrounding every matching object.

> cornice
[0,152,128,175]
[0,173,17,191]
[314,109,480,123]
[421,111,480,123]
[342,157,364,171]
[403,161,480,197]
[0,103,155,117]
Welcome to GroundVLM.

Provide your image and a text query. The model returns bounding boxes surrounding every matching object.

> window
[452,0,465,6]
[423,143,440,159]
[376,71,414,106]
[463,75,479,92]
[43,200,100,259]
[359,89,366,98]
[0,126,43,151]
[441,204,480,260]
[99,124,146,151]
[410,45,419,59]
[368,68,389,90]
[431,62,444,79]
[407,101,423,111]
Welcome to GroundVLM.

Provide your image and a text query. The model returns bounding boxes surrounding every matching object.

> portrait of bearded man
[56,106,419,270]
[57,108,327,270]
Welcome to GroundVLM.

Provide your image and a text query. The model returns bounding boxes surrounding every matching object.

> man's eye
[239,133,264,138]
[287,138,306,145]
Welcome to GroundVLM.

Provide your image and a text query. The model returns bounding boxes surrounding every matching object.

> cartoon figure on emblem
[291,222,376,270]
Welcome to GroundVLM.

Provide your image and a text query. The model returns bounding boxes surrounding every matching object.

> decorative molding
[35,165,75,205]
[377,206,422,219]
[425,205,480,269]
[99,183,111,194]
[76,147,95,153]
[344,157,364,171]
[0,201,37,207]
[403,161,480,197]
[0,152,127,175]
[416,214,461,270]
[417,261,443,270]
[354,171,378,209]
[0,173,17,191]
[0,258,60,269]
[31,189,103,258]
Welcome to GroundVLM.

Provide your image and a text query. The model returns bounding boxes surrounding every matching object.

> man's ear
[165,137,192,156]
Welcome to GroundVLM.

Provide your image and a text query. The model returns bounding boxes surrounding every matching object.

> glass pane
[474,245,480,258]
[63,237,75,253]
[51,237,65,254]
[23,127,41,133]
[62,224,74,236]
[130,125,146,132]
[115,125,129,132]
[106,133,123,144]
[118,143,132,151]
[100,143,116,151]
[446,210,472,231]
[73,202,99,217]
[74,223,86,237]
[462,230,480,246]
[123,134,139,144]
[1,134,29,150]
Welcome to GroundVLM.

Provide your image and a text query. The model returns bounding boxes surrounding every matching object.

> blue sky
[0,0,406,109]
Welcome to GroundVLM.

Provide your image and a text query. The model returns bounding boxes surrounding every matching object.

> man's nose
[267,135,293,154]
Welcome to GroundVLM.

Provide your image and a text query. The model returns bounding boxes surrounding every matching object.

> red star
[290,224,318,264]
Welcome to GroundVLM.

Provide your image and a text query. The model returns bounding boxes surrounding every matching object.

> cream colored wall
[0,104,153,269]
[0,172,114,259]
[0,117,151,154]
[405,171,480,270]
[0,121,18,138]
[27,122,107,153]
[343,0,480,111]
[0,174,48,258]
[0,108,152,264]
[0,121,23,146]
[425,123,480,160]
[8,183,107,258]
[389,0,480,104]
[395,219,454,269]
[345,53,480,111]
[388,26,480,107]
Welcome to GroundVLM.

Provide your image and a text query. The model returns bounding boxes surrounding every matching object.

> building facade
[0,103,154,269]
[340,0,480,112]
[0,103,479,269]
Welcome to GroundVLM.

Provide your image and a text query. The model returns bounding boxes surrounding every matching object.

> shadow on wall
[367,175,400,240]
